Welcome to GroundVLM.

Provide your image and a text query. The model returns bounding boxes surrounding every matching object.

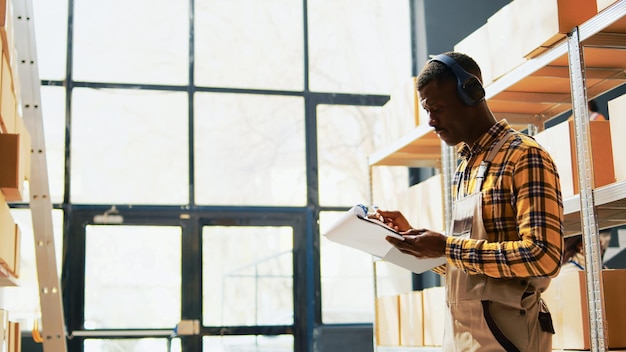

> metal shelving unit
[369,1,626,351]
[0,0,69,351]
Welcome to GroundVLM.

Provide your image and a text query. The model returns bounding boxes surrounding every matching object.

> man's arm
[445,146,564,278]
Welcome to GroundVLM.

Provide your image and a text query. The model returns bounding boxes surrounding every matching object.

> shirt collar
[457,119,512,159]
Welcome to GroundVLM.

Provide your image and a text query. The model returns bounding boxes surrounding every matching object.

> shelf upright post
[12,0,68,351]
[567,27,608,352]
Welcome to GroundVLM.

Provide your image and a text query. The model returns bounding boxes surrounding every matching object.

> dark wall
[423,0,512,56]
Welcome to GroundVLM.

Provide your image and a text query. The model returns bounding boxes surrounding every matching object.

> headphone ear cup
[462,76,485,105]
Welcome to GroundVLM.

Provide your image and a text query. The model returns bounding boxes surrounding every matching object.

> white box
[453,22,493,86]
[405,174,444,233]
[399,290,424,347]
[422,286,446,346]
[608,93,626,182]
[543,269,626,349]
[376,294,400,346]
[534,120,615,198]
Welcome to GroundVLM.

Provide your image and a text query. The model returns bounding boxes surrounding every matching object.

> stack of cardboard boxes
[379,76,428,149]
[375,286,446,348]
[543,269,626,350]
[0,0,28,283]
[454,0,619,87]
[1,0,30,350]
[0,310,20,352]
[377,269,626,350]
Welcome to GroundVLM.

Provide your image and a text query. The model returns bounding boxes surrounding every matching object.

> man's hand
[369,210,412,232]
[386,229,447,258]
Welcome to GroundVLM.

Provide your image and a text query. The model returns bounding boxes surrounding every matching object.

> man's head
[417,51,495,146]
[419,53,485,106]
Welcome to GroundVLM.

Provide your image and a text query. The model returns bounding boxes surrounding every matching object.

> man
[374,52,564,351]
[588,99,607,121]
[561,230,612,272]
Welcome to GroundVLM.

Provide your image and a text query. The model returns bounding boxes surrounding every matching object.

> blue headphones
[430,54,485,106]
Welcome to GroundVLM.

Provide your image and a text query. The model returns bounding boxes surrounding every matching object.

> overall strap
[473,131,516,193]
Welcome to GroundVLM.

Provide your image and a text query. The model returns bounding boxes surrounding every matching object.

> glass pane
[195,0,303,90]
[3,209,63,330]
[317,105,382,206]
[84,225,181,329]
[84,338,177,352]
[73,0,188,85]
[202,226,293,326]
[319,211,374,324]
[33,0,68,80]
[308,0,412,94]
[194,93,306,206]
[70,88,188,204]
[41,86,66,204]
[203,335,293,352]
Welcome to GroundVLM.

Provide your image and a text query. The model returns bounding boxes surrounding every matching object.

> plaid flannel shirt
[435,120,564,278]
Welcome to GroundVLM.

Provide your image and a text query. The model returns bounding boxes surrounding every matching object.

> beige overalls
[442,132,554,352]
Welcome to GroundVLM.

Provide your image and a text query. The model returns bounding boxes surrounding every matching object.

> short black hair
[562,235,583,265]
[588,99,600,112]
[416,51,483,91]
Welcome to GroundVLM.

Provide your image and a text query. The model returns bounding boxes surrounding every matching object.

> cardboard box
[380,77,427,147]
[399,290,424,347]
[11,223,20,277]
[568,120,615,194]
[7,321,19,352]
[0,309,7,352]
[375,294,401,346]
[515,0,597,58]
[453,22,493,86]
[487,2,528,80]
[534,120,615,198]
[406,174,444,232]
[608,94,626,182]
[533,121,575,197]
[0,200,17,275]
[422,286,446,346]
[486,0,597,79]
[543,269,626,349]
[15,115,31,181]
[395,77,426,127]
[0,133,24,201]
[0,0,15,62]
[597,0,620,12]
[1,52,16,134]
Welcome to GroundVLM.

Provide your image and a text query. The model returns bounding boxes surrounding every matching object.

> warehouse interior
[2,0,626,351]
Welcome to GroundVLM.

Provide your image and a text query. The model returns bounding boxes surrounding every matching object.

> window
[194,93,306,206]
[317,104,382,207]
[70,88,188,204]
[84,225,181,329]
[194,0,303,90]
[202,225,293,326]
[72,0,189,85]
[308,0,412,94]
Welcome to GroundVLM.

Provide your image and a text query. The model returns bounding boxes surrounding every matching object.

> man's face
[419,79,472,146]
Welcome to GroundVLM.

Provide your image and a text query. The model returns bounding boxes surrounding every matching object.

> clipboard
[322,205,446,274]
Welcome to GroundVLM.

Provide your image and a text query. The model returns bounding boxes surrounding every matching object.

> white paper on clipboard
[322,205,446,274]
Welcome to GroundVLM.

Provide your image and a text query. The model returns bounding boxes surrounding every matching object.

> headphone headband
[429,54,485,106]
